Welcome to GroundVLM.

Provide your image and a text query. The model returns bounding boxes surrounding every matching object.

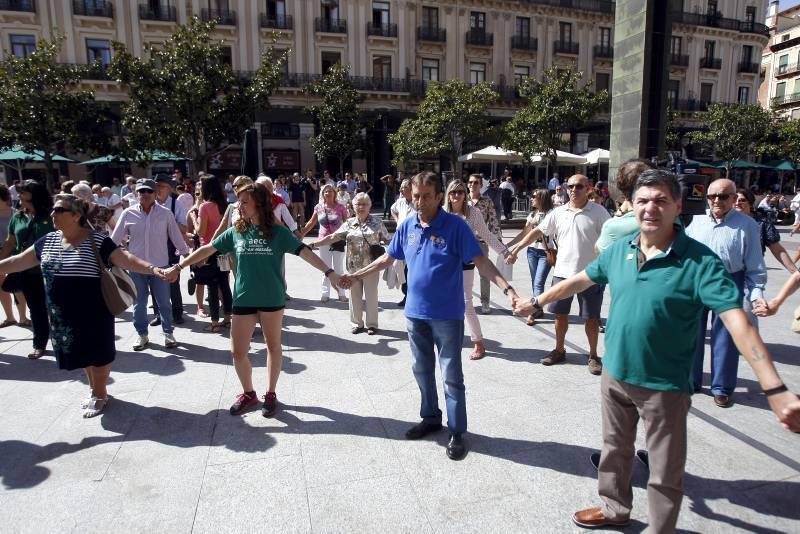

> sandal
[221,318,231,328]
[83,396,108,418]
[0,319,17,328]
[525,315,536,326]
[469,347,486,360]
[197,307,209,318]
[27,349,45,360]
[18,319,31,327]
[204,323,222,333]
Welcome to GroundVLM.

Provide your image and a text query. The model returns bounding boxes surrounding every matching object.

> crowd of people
[0,164,799,532]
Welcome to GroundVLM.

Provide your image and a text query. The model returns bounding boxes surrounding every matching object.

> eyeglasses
[138,189,154,194]
[707,193,732,201]
[566,184,585,190]
[52,207,73,214]
[448,190,466,196]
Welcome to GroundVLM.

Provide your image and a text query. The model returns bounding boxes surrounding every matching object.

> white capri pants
[463,267,483,342]
[317,245,345,298]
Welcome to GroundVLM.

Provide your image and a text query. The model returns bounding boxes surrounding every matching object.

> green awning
[78,151,188,165]
[765,159,797,171]
[711,159,771,169]
[0,145,73,162]
[684,159,718,169]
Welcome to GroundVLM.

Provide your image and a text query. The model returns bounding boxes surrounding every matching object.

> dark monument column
[608,0,671,194]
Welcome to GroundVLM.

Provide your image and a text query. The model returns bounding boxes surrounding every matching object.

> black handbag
[330,239,345,253]
[359,221,385,261]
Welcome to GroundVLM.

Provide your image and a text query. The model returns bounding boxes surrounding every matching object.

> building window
[595,72,610,93]
[373,55,391,79]
[737,86,749,104]
[670,36,681,55]
[469,62,486,84]
[422,6,438,28]
[211,0,229,10]
[372,1,389,25]
[321,51,340,73]
[776,81,786,98]
[86,38,111,65]
[706,1,717,15]
[516,17,530,38]
[469,11,485,30]
[422,58,439,81]
[514,65,530,84]
[599,27,611,48]
[741,45,753,64]
[782,34,790,42]
[321,1,338,21]
[667,79,680,105]
[559,22,572,42]
[267,0,286,19]
[779,54,789,74]
[220,46,232,67]
[794,78,800,94]
[274,48,289,75]
[745,6,756,24]
[700,82,713,103]
[703,40,715,60]
[10,35,36,58]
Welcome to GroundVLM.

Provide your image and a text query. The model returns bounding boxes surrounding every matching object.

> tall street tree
[389,79,498,174]
[0,33,110,188]
[763,117,800,187]
[690,102,774,176]
[109,16,287,174]
[304,63,363,179]
[501,67,607,171]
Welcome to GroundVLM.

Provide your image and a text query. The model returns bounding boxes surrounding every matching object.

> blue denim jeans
[131,272,173,336]
[406,318,467,434]
[526,247,551,297]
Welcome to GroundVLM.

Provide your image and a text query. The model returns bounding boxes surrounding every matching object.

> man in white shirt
[499,175,516,220]
[507,174,611,374]
[391,178,416,307]
[151,174,189,325]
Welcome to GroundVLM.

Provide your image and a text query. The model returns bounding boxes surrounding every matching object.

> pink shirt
[315,202,348,238]
[198,201,223,245]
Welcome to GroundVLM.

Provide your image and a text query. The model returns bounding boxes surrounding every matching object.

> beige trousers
[349,271,379,328]
[598,371,691,532]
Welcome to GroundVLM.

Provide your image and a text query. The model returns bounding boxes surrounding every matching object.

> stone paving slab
[0,228,798,533]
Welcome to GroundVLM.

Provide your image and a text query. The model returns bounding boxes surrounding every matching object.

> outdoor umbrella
[766,159,797,172]
[0,145,73,177]
[684,159,719,169]
[78,151,188,165]
[582,148,609,165]
[240,128,259,179]
[457,145,523,163]
[530,150,587,166]
[711,159,772,170]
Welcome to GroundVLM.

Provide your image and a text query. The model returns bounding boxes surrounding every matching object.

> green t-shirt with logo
[212,224,304,308]
[8,211,53,254]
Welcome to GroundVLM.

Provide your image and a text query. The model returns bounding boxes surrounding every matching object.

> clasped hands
[751,298,776,317]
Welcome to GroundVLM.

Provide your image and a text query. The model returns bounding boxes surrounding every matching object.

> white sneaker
[480,304,491,314]
[320,295,330,303]
[164,333,177,348]
[133,335,149,351]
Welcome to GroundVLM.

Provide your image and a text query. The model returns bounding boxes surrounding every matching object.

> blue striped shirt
[685,209,766,301]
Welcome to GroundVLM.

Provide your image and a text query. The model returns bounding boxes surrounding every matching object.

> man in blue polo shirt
[340,171,519,460]
[513,169,800,531]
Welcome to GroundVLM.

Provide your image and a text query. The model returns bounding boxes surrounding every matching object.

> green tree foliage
[109,17,287,173]
[304,64,363,179]
[664,104,682,152]
[690,103,774,175]
[0,33,109,187]
[501,68,607,168]
[764,117,800,184]
[388,80,498,172]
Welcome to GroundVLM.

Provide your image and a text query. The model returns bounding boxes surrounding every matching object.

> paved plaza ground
[0,226,798,533]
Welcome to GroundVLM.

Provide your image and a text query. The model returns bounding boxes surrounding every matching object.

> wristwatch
[503,285,514,296]
[530,296,542,310]
[324,268,334,278]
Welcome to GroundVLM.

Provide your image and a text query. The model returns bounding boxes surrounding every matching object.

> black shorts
[546,276,603,319]
[231,306,285,315]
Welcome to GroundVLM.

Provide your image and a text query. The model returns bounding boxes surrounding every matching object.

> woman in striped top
[0,194,168,418]
[444,179,511,360]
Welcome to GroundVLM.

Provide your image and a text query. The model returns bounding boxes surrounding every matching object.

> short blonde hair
[351,192,371,207]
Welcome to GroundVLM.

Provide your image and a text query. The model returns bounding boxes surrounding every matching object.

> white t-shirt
[122,192,138,208]
[537,201,611,278]
[224,182,236,203]
[499,180,515,192]
[391,196,416,224]
[175,192,194,226]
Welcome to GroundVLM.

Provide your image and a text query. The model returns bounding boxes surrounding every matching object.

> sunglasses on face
[707,193,732,201]
[567,183,585,190]
[449,190,466,196]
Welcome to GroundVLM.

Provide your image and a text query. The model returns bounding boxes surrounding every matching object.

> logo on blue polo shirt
[431,235,446,249]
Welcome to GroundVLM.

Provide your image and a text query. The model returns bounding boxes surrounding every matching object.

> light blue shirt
[685,208,766,301]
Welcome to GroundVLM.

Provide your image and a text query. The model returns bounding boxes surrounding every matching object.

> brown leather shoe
[541,348,566,366]
[714,394,732,408]
[588,356,602,375]
[572,507,630,529]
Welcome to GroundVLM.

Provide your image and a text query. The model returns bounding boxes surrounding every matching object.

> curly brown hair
[233,182,275,237]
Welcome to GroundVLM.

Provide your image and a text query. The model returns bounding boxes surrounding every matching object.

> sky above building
[782,0,800,10]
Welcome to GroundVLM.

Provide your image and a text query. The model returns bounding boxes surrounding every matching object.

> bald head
[709,178,735,195]
[565,174,590,207]
[707,178,736,219]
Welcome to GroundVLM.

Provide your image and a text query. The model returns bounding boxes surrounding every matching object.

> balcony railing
[510,35,538,51]
[315,17,347,34]
[201,8,236,26]
[737,61,759,74]
[699,57,722,69]
[523,0,614,14]
[261,123,300,139]
[670,53,690,66]
[775,62,800,77]
[260,14,292,30]
[138,4,176,22]
[672,11,770,37]
[367,22,397,37]
[772,92,800,107]
[671,98,711,112]
[73,0,113,17]
[276,73,426,96]
[593,45,614,58]
[466,29,493,46]
[554,40,580,55]
[0,0,35,12]
[417,26,446,42]
[61,62,112,81]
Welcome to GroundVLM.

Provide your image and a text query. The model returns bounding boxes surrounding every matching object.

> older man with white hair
[71,183,116,234]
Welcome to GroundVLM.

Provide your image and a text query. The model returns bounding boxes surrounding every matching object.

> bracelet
[503,285,514,296]
[324,268,334,277]
[763,384,788,397]
[147,264,156,274]
[530,296,541,309]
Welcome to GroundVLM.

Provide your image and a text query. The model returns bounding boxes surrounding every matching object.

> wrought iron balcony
[201,8,236,26]
[367,22,397,37]
[521,0,614,14]
[73,0,113,17]
[671,98,711,112]
[554,40,579,55]
[260,14,292,30]
[0,0,35,12]
[315,17,347,34]
[261,123,300,139]
[466,29,493,46]
[277,73,426,96]
[771,92,800,107]
[138,4,176,22]
[61,62,113,81]
[593,45,613,58]
[417,26,446,42]
[775,62,800,77]
[699,57,722,69]
[737,61,759,74]
[670,53,690,67]
[672,11,769,38]
[510,35,537,51]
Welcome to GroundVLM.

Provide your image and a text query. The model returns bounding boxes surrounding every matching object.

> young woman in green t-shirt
[166,182,341,418]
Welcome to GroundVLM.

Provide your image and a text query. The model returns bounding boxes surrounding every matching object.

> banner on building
[263,150,300,171]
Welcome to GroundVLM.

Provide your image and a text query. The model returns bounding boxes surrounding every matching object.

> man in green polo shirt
[513,169,800,532]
